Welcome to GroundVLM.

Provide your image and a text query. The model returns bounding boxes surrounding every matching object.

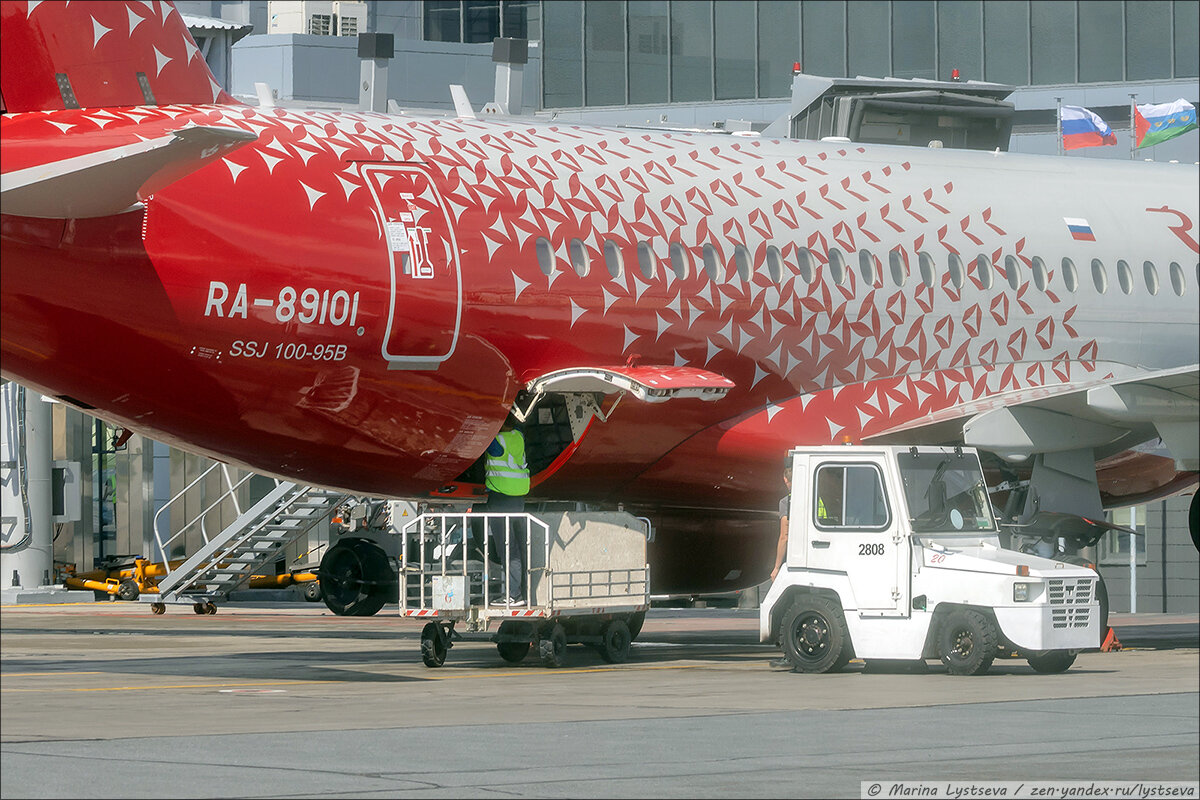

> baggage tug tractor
[761,445,1102,675]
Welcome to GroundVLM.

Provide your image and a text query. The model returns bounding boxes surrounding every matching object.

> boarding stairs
[152,464,346,605]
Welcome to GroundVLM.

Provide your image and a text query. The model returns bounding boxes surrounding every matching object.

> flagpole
[1056,97,1063,156]
[1129,93,1137,160]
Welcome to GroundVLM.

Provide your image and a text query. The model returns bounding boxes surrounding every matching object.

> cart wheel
[303,581,322,602]
[150,603,166,615]
[116,580,140,602]
[421,622,447,668]
[497,641,531,663]
[539,623,567,668]
[192,602,208,615]
[598,619,632,664]
[627,611,646,641]
[205,602,218,615]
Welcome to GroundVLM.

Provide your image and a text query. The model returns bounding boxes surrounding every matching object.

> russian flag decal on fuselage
[1064,217,1095,242]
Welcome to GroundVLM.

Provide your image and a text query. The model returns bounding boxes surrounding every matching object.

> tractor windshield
[898,450,996,534]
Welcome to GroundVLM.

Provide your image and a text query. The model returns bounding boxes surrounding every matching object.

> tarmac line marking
[427,662,737,680]
[1,603,126,608]
[1,680,343,694]
[3,672,104,677]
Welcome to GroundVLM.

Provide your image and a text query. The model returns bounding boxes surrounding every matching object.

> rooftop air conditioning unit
[268,1,367,37]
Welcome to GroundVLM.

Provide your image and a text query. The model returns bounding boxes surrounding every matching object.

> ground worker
[484,413,530,605]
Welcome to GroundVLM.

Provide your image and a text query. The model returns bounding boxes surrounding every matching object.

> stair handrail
[157,483,345,599]
[152,463,271,576]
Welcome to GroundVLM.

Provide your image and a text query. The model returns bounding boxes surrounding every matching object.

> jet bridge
[764,73,1015,151]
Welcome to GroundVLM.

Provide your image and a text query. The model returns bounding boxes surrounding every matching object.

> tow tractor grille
[1049,577,1094,629]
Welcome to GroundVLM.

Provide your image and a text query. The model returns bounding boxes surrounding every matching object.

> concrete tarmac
[1,603,1197,798]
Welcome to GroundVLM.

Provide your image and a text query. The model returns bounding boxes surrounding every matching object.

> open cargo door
[436,366,733,498]
[516,365,734,486]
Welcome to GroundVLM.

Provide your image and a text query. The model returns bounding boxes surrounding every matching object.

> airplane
[2,0,1197,599]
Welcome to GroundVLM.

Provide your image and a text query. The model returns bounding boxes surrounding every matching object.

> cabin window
[603,240,623,278]
[1143,261,1159,296]
[975,254,993,289]
[1116,259,1133,294]
[1004,255,1020,290]
[536,237,554,275]
[734,245,752,282]
[889,249,907,287]
[857,249,877,286]
[637,241,656,279]
[569,238,589,276]
[1091,259,1108,293]
[918,251,935,288]
[1062,257,1078,292]
[813,463,890,530]
[947,252,964,289]
[797,247,815,284]
[765,246,784,283]
[1169,262,1186,296]
[670,241,690,280]
[703,244,722,281]
[828,248,847,285]
[1031,256,1048,291]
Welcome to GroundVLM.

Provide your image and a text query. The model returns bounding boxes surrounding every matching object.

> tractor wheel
[1026,650,1077,673]
[780,595,851,673]
[937,609,999,675]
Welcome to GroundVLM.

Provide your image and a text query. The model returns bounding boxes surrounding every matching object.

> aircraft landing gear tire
[150,603,166,615]
[1026,650,1077,673]
[1190,491,1198,552]
[319,539,392,617]
[781,595,851,673]
[421,622,448,668]
[539,623,567,668]
[937,609,998,676]
[598,619,632,664]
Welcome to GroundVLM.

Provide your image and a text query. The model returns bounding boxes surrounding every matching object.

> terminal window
[1098,506,1148,566]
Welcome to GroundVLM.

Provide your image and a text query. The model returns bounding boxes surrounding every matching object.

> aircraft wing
[865,364,1199,470]
[0,125,257,219]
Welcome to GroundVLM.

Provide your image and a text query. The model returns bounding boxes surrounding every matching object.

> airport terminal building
[181,0,1199,162]
[2,1,1197,614]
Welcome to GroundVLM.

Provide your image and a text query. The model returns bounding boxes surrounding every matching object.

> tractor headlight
[1013,582,1031,602]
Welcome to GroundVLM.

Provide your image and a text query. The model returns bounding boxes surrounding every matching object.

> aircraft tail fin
[0,1,238,113]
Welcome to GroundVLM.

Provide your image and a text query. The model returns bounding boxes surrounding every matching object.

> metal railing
[549,568,649,604]
[151,462,276,578]
[400,512,550,612]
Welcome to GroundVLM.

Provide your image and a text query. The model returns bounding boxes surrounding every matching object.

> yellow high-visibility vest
[485,429,530,496]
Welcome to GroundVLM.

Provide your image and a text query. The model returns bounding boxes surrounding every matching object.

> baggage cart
[400,511,650,667]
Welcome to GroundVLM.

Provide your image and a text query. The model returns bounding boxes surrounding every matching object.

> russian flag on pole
[1134,99,1198,149]
[1060,105,1117,150]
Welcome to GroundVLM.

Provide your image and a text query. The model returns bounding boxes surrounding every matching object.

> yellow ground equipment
[61,557,319,607]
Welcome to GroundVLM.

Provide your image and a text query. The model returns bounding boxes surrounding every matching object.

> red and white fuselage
[2,1,1197,590]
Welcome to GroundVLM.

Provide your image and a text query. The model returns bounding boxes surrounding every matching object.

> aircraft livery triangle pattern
[0,0,234,111]
[0,1,1197,519]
